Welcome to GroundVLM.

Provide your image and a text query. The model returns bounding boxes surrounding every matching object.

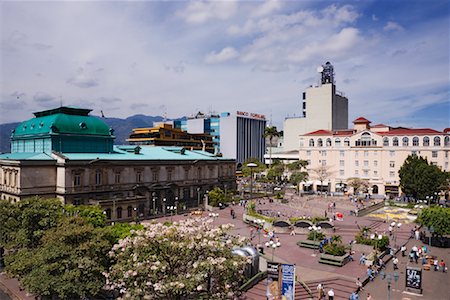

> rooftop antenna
[101,110,105,118]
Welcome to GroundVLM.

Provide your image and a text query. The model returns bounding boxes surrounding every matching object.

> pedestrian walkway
[362,238,450,300]
[0,269,34,300]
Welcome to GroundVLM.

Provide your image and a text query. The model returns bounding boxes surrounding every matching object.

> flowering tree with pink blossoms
[105,218,250,299]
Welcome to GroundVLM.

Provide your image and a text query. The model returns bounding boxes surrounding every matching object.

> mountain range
[0,114,184,153]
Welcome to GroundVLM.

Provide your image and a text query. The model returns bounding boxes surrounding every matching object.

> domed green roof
[12,106,113,138]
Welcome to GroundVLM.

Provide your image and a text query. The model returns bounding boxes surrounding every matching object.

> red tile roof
[333,130,355,136]
[303,129,333,136]
[353,117,371,124]
[378,128,445,136]
[444,128,450,133]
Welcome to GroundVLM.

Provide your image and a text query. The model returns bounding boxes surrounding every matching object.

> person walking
[327,288,334,300]
[441,260,446,273]
[401,245,406,257]
[393,256,399,270]
[356,277,363,291]
[434,258,439,271]
[316,283,324,300]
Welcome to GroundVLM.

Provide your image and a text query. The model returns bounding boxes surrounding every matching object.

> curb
[0,279,20,300]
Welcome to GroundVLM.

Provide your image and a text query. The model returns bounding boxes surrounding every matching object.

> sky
[1,0,449,131]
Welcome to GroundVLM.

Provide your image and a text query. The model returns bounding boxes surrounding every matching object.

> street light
[167,205,176,221]
[197,187,201,208]
[253,219,265,244]
[308,225,322,257]
[247,163,257,200]
[162,198,167,215]
[175,196,179,215]
[152,192,157,215]
[133,207,140,224]
[370,234,383,255]
[265,240,281,261]
[209,212,219,225]
[379,270,399,300]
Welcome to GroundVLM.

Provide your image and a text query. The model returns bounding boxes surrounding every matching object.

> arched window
[383,137,389,146]
[434,136,441,146]
[412,137,419,146]
[317,138,323,147]
[423,136,430,146]
[117,207,122,219]
[335,138,341,147]
[326,138,332,147]
[393,137,399,146]
[445,136,450,146]
[127,206,133,218]
[309,139,314,147]
[344,138,350,147]
[402,137,409,147]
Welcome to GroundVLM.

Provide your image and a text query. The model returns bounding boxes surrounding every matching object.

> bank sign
[281,264,296,300]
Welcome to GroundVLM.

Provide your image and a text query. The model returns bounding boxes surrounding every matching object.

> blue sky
[1,0,449,131]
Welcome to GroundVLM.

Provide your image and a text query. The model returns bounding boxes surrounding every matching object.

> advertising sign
[406,266,422,290]
[266,262,280,300]
[280,264,296,300]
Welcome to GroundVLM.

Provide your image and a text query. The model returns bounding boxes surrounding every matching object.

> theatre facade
[0,107,235,221]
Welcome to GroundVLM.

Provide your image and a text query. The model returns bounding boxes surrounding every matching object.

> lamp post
[265,240,281,261]
[308,225,322,257]
[370,234,383,255]
[133,207,140,224]
[175,196,179,215]
[162,198,167,215]
[167,205,176,221]
[379,270,399,300]
[152,192,157,215]
[197,187,201,208]
[247,163,257,200]
[209,212,219,225]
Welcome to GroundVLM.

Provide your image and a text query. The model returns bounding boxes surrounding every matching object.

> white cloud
[251,0,282,18]
[384,21,404,32]
[372,14,379,21]
[177,1,237,24]
[205,47,238,64]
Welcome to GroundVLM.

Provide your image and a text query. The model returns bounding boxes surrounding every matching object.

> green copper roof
[12,106,112,138]
[0,152,55,160]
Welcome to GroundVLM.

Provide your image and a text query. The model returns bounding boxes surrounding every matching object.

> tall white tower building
[283,62,348,150]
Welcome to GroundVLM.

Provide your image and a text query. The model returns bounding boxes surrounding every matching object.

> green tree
[399,155,448,200]
[417,206,450,236]
[3,197,63,249]
[6,216,116,299]
[289,172,308,192]
[208,187,225,207]
[287,160,308,171]
[266,160,284,183]
[64,204,107,227]
[241,158,266,177]
[264,126,280,168]
[106,219,249,299]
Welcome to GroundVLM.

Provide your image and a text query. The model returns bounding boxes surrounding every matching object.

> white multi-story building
[176,111,266,165]
[283,62,348,150]
[298,117,450,197]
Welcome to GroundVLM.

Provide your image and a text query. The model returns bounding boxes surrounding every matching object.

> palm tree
[264,126,280,169]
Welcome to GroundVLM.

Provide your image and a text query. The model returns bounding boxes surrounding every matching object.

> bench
[297,240,321,249]
[319,253,350,267]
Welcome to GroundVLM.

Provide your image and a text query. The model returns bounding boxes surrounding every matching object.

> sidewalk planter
[297,240,321,249]
[318,253,350,267]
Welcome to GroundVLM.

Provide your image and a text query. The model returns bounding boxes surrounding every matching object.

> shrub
[324,243,347,256]
[307,231,325,241]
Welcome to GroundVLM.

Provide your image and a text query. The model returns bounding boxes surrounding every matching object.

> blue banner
[281,264,295,300]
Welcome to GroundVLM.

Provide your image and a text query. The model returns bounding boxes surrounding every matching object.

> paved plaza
[1,193,448,300]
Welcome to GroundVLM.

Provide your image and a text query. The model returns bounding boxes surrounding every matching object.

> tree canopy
[347,178,369,194]
[208,187,225,207]
[399,155,448,200]
[106,219,249,299]
[241,157,266,177]
[417,206,450,236]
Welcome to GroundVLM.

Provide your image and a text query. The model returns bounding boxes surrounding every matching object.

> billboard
[406,266,422,290]
[281,264,296,300]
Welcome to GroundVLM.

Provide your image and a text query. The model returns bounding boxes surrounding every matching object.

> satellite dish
[317,66,324,73]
